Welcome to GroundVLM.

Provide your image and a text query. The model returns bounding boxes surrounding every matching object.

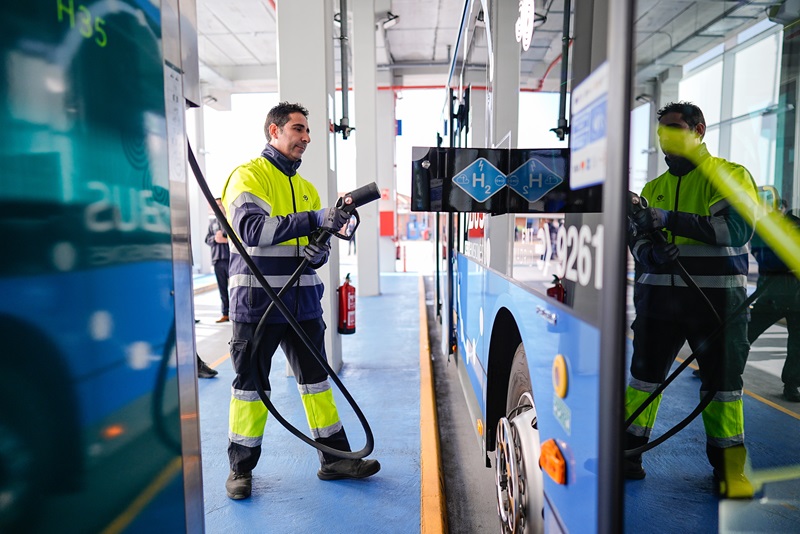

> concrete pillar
[487,0,520,276]
[352,0,380,295]
[275,0,342,371]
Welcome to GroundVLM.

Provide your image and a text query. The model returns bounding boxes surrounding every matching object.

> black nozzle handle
[628,191,666,243]
[338,182,381,214]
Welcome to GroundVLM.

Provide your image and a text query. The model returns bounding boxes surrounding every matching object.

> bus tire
[0,368,44,531]
[496,343,544,534]
[506,343,533,414]
[0,321,81,531]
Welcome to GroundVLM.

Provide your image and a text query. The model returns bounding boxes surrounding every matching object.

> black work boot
[197,357,218,379]
[623,433,648,480]
[317,459,381,481]
[225,470,252,499]
[784,384,800,402]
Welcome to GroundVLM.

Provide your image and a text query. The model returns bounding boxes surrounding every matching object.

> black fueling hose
[152,320,183,455]
[188,141,380,459]
[623,279,774,457]
[623,192,761,456]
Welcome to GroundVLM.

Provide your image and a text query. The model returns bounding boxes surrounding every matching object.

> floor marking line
[100,457,183,534]
[210,352,230,369]
[419,275,447,534]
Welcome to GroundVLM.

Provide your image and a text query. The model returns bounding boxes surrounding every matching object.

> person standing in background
[205,197,230,323]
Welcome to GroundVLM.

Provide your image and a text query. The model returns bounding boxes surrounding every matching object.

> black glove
[633,207,670,234]
[314,206,350,231]
[304,241,330,265]
[649,242,679,265]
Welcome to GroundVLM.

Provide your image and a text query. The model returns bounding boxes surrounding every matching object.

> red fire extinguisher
[546,275,566,303]
[337,273,356,334]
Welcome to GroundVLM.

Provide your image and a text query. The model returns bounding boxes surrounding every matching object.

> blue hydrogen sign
[506,158,564,202]
[453,158,507,202]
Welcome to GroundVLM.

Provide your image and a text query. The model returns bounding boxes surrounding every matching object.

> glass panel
[730,115,777,186]
[629,2,800,532]
[733,33,781,117]
[629,103,652,195]
[704,125,721,157]
[679,61,723,125]
[0,3,186,532]
[511,214,564,291]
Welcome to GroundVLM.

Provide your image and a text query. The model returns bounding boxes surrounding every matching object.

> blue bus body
[455,248,600,532]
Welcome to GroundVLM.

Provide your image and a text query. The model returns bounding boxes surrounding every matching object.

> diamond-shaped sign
[452,158,506,203]
[506,158,564,202]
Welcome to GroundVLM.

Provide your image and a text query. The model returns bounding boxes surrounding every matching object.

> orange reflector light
[102,424,125,440]
[477,419,484,436]
[539,439,567,485]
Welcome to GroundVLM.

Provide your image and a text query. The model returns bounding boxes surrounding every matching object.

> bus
[0,2,202,532]
[413,1,800,532]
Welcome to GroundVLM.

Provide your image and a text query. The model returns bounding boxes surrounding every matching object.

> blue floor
[624,358,800,533]
[198,273,422,534]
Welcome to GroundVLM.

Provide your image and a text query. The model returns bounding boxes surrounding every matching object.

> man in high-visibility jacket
[220,102,380,500]
[625,101,759,498]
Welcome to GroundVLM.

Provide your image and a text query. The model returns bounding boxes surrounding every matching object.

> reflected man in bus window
[748,199,800,402]
[625,102,759,498]
[205,197,230,323]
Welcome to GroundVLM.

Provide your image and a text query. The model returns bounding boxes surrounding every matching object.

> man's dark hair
[657,101,706,131]
[264,102,309,140]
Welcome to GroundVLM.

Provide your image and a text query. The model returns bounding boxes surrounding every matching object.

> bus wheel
[495,343,544,534]
[0,371,40,531]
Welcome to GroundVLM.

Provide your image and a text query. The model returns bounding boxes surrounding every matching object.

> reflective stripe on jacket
[221,157,324,324]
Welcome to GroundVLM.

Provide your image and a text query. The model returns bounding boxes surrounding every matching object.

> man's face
[657,111,704,158]
[268,112,310,161]
[215,198,226,216]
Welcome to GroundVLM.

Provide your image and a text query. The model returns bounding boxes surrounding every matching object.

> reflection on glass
[0,4,185,532]
[512,214,564,291]
[627,3,800,530]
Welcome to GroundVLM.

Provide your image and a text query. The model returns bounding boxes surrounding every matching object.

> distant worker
[197,354,218,379]
[205,197,230,323]
[220,102,380,500]
[625,102,759,498]
[747,199,800,402]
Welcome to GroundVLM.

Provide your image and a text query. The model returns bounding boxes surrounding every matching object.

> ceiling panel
[206,0,275,34]
[198,35,234,65]
[195,0,774,104]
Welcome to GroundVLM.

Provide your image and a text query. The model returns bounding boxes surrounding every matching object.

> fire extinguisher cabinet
[337,273,356,334]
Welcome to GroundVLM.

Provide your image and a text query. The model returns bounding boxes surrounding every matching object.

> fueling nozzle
[313,182,381,245]
[337,182,381,214]
[628,190,647,217]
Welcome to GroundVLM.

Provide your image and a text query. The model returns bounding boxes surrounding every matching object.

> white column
[376,79,397,272]
[275,0,342,371]
[185,106,212,275]
[487,0,521,276]
[468,85,487,149]
[352,0,380,295]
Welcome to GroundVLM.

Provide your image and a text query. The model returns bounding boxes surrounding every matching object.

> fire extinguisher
[337,273,356,334]
[546,275,566,303]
